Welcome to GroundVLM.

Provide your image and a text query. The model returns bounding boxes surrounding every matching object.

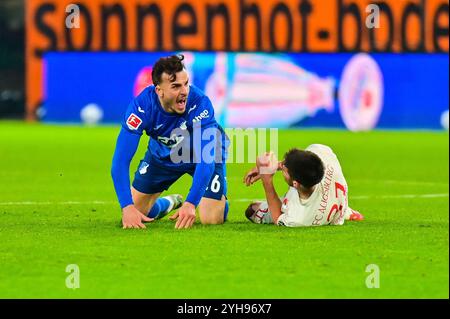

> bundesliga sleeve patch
[126,113,142,130]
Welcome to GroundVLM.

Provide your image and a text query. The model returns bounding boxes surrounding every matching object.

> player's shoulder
[186,85,215,122]
[282,187,301,209]
[188,84,205,99]
[306,143,334,154]
[306,144,338,162]
[285,186,299,198]
[187,85,212,108]
[123,86,156,133]
[134,85,156,111]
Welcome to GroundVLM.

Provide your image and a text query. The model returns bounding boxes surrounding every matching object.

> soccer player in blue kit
[111,55,229,229]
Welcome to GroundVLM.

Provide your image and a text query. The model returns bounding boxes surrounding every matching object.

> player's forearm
[186,124,218,206]
[261,177,282,223]
[185,161,215,207]
[111,128,141,208]
[111,167,134,209]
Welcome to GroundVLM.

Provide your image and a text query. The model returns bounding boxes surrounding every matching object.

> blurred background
[0,0,448,129]
[0,0,24,119]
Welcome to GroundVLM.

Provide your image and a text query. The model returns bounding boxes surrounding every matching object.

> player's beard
[161,95,186,114]
[173,95,187,114]
[162,100,185,114]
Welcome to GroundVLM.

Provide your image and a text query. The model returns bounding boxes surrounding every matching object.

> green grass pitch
[0,122,448,298]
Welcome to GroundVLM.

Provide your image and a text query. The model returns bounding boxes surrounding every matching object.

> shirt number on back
[210,175,221,193]
[327,182,346,222]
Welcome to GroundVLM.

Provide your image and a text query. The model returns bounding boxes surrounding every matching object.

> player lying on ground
[111,54,229,229]
[243,144,363,227]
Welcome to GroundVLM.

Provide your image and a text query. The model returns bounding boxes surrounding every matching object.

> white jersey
[277,144,349,227]
[261,144,349,227]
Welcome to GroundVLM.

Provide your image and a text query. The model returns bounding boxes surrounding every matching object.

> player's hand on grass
[169,211,179,221]
[173,202,196,229]
[243,167,260,186]
[122,205,154,229]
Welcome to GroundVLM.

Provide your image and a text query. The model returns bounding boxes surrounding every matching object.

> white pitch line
[229,193,449,202]
[352,179,449,187]
[0,193,448,206]
[0,200,115,206]
[227,176,448,187]
[351,193,449,200]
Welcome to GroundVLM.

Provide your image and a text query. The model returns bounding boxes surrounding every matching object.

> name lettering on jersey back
[313,165,334,225]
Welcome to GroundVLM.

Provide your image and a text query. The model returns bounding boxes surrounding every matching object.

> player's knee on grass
[200,214,224,225]
[199,208,224,225]
[199,197,225,225]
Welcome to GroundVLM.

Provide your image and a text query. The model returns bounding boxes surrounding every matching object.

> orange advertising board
[26,0,449,119]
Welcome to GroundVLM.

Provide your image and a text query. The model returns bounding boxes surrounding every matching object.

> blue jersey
[111,85,228,209]
[122,85,227,170]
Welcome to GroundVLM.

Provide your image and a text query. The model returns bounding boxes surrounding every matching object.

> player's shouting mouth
[176,96,187,112]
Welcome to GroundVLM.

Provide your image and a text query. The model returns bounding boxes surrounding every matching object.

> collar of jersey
[297,185,320,206]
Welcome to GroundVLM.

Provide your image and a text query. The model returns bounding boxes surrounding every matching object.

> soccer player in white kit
[243,144,363,227]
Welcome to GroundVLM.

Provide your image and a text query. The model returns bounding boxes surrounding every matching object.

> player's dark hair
[245,204,255,221]
[152,54,185,86]
[283,148,324,188]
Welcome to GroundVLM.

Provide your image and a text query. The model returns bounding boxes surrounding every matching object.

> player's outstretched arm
[260,178,283,223]
[175,161,215,229]
[111,128,153,229]
[256,152,283,223]
[174,121,220,229]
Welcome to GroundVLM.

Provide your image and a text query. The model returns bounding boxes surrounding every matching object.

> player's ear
[155,85,163,98]
[292,180,299,189]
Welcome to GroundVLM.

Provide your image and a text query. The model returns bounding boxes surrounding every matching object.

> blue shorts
[132,160,227,201]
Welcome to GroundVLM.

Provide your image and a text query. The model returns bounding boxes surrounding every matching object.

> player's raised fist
[256,151,278,176]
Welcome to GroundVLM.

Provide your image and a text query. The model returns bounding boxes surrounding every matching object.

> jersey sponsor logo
[192,110,209,123]
[126,113,142,130]
[157,134,185,148]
